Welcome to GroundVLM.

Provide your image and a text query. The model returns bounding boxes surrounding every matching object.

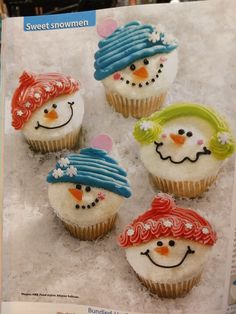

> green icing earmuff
[133,103,235,160]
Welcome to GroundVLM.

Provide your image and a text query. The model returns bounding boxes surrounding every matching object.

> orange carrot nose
[154,246,169,256]
[68,188,83,201]
[44,109,58,120]
[170,133,186,145]
[133,66,148,79]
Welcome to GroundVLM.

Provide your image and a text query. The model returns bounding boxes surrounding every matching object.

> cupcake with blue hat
[47,134,132,240]
[94,21,178,118]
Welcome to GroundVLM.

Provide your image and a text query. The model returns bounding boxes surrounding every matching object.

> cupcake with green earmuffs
[133,102,235,198]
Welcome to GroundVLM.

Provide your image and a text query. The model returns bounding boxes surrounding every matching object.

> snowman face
[22,91,84,140]
[48,182,123,226]
[103,50,178,98]
[126,237,210,282]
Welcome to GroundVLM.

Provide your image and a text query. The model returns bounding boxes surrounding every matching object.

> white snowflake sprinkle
[34,92,41,99]
[52,168,64,179]
[148,31,161,43]
[218,132,230,145]
[140,121,153,131]
[127,228,135,236]
[45,86,51,92]
[202,227,209,235]
[163,220,173,228]
[66,166,77,177]
[24,101,31,108]
[17,110,23,116]
[56,81,63,87]
[185,223,193,230]
[58,157,70,168]
[144,224,151,231]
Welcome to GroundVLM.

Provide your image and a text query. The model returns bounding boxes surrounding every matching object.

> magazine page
[1,0,236,313]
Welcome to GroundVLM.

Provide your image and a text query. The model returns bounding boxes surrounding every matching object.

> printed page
[1,0,236,313]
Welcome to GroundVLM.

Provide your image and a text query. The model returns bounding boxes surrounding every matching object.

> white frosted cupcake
[118,193,217,298]
[12,71,84,153]
[133,103,235,197]
[47,135,132,240]
[94,21,178,118]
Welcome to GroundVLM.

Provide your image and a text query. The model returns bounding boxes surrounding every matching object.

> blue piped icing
[47,148,132,198]
[94,21,178,80]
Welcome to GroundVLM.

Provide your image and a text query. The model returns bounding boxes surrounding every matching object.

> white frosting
[48,183,124,227]
[125,238,210,283]
[102,50,178,99]
[230,282,236,301]
[140,117,222,181]
[22,91,84,141]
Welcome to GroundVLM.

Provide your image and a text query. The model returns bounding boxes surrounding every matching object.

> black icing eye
[130,64,136,71]
[44,109,48,114]
[52,104,57,109]
[85,186,91,192]
[178,129,185,135]
[186,131,193,137]
[143,58,149,65]
[76,184,81,190]
[75,204,80,209]
[169,240,175,247]
[157,241,163,246]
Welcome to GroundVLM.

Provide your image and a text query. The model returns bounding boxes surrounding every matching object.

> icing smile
[35,101,74,130]
[154,141,211,164]
[140,246,195,268]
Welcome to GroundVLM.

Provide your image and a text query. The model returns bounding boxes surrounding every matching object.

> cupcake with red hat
[47,135,132,240]
[11,71,84,153]
[118,193,217,298]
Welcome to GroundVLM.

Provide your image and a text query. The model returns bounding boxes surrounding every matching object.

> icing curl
[210,132,235,160]
[133,118,162,144]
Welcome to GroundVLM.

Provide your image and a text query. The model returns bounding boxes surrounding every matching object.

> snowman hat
[133,102,235,160]
[12,71,79,130]
[47,135,132,198]
[118,193,217,248]
[94,21,178,80]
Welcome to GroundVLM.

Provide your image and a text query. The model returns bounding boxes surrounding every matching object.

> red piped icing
[118,193,217,248]
[11,71,80,130]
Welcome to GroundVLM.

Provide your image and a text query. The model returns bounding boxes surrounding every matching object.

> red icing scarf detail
[118,193,217,248]
[12,71,79,130]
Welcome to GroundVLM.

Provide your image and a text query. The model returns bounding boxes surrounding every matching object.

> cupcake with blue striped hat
[47,134,132,240]
[94,21,178,118]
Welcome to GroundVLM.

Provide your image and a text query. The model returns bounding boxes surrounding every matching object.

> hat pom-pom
[19,71,36,85]
[151,193,175,213]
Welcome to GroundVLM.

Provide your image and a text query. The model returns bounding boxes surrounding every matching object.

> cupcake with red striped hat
[11,71,84,153]
[118,193,217,298]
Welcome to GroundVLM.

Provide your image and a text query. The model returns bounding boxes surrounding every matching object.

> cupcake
[118,193,217,298]
[133,102,235,198]
[47,135,132,240]
[94,21,178,118]
[11,71,84,153]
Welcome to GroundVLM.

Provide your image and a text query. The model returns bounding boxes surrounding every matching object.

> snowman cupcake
[94,21,178,118]
[47,135,132,240]
[12,71,84,153]
[133,103,235,197]
[118,193,217,298]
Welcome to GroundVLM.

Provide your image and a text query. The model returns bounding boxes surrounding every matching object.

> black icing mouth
[35,101,74,130]
[119,63,164,88]
[140,246,195,268]
[154,141,211,164]
[75,197,100,210]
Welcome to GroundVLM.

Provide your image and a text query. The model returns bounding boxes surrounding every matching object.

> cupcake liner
[150,174,217,198]
[105,92,166,118]
[137,272,202,298]
[25,128,81,153]
[62,213,117,240]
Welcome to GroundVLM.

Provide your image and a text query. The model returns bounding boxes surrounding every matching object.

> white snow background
[2,0,236,313]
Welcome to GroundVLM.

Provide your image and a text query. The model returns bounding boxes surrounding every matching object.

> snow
[2,0,236,313]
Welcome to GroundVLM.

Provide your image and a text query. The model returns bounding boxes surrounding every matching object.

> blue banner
[24,11,96,32]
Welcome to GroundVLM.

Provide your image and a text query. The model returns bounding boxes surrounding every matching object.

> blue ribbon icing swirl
[47,148,132,198]
[94,21,178,80]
